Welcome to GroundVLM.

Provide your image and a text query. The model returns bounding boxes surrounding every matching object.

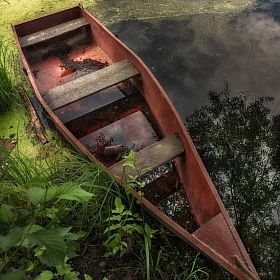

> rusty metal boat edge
[12,5,260,280]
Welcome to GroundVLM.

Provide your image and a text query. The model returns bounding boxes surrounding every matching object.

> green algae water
[0,0,254,37]
[0,0,90,38]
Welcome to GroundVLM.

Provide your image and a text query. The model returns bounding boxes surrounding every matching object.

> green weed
[0,37,21,113]
[0,146,214,279]
[0,149,112,279]
[174,253,209,280]
[104,150,156,280]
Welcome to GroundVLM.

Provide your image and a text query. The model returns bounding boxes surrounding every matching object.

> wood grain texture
[19,18,89,47]
[109,133,184,178]
[43,59,140,110]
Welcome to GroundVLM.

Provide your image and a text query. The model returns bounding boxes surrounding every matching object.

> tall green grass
[0,147,122,232]
[0,147,212,279]
[0,37,21,113]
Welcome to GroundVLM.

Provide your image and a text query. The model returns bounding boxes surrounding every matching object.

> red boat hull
[12,6,260,280]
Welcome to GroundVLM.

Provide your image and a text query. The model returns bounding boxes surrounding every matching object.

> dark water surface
[104,1,280,279]
[107,2,280,119]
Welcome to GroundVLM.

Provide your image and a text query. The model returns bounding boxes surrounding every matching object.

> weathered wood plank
[19,18,89,47]
[109,133,184,179]
[43,59,140,110]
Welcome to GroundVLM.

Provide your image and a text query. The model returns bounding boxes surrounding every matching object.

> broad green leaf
[66,240,79,258]
[56,262,72,276]
[104,251,113,257]
[122,210,133,216]
[120,241,128,247]
[24,224,43,234]
[122,217,134,222]
[34,270,53,280]
[25,187,46,205]
[50,183,93,203]
[7,193,23,207]
[112,204,124,213]
[104,224,121,233]
[34,245,47,257]
[109,238,118,248]
[114,197,122,209]
[144,224,157,237]
[108,215,122,222]
[26,228,67,267]
[0,204,14,227]
[25,176,47,187]
[18,208,31,217]
[115,233,121,243]
[56,226,82,242]
[113,246,119,254]
[21,224,43,248]
[0,267,26,280]
[63,271,80,280]
[26,183,93,205]
[64,232,82,241]
[0,227,23,251]
[26,259,38,271]
[56,226,72,237]
[84,274,92,280]
[134,224,144,234]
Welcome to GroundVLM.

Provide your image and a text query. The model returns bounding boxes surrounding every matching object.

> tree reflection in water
[185,83,280,280]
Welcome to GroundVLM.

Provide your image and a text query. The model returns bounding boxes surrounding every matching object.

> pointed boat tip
[192,213,260,280]
[233,255,260,280]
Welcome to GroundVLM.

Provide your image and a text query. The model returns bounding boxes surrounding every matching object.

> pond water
[1,0,279,278]
[105,1,280,119]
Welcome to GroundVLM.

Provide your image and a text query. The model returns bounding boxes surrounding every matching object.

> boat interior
[15,8,201,233]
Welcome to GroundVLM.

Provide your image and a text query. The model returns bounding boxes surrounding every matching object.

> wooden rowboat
[12,5,260,280]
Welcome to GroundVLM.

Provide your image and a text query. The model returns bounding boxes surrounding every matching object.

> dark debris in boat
[42,42,72,60]
[60,58,109,74]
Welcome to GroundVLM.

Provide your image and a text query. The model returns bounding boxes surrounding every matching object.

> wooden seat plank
[19,18,89,47]
[109,133,184,179]
[43,59,140,110]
